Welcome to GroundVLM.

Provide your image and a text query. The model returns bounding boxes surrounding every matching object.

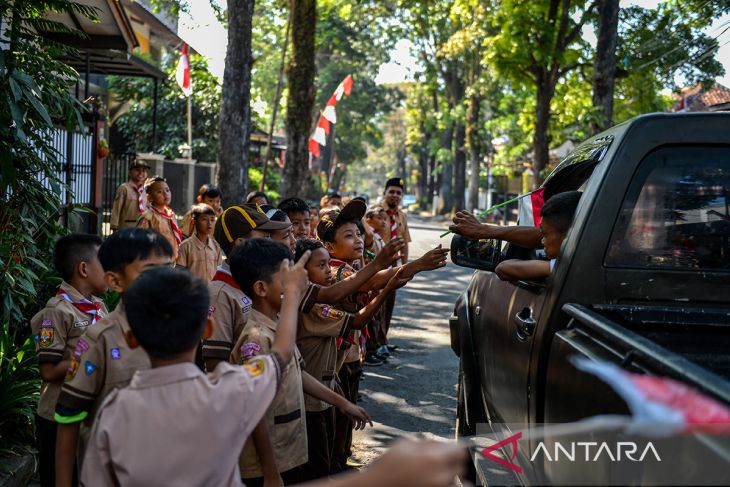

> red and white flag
[309,75,354,160]
[176,43,192,97]
[517,187,545,227]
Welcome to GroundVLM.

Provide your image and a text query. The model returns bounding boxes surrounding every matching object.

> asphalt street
[351,215,474,465]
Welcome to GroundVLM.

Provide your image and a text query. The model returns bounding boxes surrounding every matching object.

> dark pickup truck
[449,113,730,485]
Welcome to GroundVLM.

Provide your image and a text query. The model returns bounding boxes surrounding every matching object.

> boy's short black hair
[191,203,216,219]
[228,239,293,297]
[540,191,582,235]
[278,197,309,215]
[53,234,103,282]
[98,228,173,274]
[198,183,221,199]
[295,238,324,262]
[246,190,268,204]
[144,176,166,193]
[365,206,385,220]
[318,217,362,243]
[328,192,341,200]
[124,267,209,359]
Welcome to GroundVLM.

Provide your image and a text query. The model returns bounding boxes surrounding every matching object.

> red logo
[479,432,523,473]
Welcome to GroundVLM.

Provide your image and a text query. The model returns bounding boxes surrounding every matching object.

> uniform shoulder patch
[84,360,97,376]
[240,341,262,362]
[110,348,121,360]
[242,357,266,377]
[39,324,54,348]
[320,305,345,321]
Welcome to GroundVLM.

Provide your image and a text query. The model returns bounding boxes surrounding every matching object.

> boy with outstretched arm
[229,239,373,486]
[177,203,223,281]
[294,238,411,481]
[316,199,448,473]
[31,234,108,487]
[54,229,174,487]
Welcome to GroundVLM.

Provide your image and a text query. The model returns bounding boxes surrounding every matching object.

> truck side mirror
[450,234,502,272]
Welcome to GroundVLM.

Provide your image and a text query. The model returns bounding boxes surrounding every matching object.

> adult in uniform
[109,160,150,232]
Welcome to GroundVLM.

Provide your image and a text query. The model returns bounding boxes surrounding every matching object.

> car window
[605,146,730,271]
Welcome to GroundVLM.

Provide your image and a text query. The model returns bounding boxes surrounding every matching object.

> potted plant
[97,138,110,158]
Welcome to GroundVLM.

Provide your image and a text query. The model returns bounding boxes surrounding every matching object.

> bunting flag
[308,75,354,165]
[176,43,192,97]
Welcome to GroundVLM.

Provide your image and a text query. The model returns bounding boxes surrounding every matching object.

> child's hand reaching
[374,237,406,268]
[281,250,311,298]
[413,245,449,273]
[339,402,373,430]
[385,267,413,292]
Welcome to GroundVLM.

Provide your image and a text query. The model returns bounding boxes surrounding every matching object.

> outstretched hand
[385,267,413,292]
[340,402,373,430]
[365,439,467,487]
[281,250,310,297]
[449,211,489,240]
[415,245,449,272]
[375,237,406,267]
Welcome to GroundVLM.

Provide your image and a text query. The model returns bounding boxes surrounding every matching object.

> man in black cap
[110,160,151,232]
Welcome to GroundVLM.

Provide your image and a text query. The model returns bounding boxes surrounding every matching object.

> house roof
[671,82,730,112]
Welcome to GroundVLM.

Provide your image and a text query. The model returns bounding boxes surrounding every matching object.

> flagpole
[186,95,192,160]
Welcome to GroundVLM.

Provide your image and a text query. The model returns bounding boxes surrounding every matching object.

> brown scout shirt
[30,282,107,421]
[81,359,281,487]
[137,207,180,259]
[55,304,151,425]
[177,233,223,281]
[110,182,144,231]
[297,303,355,412]
[232,306,313,477]
[330,260,362,365]
[202,263,252,361]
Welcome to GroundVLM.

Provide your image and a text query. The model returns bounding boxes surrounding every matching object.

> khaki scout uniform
[202,263,252,362]
[330,260,363,368]
[232,309,309,478]
[137,207,180,259]
[177,233,223,281]
[81,358,282,486]
[297,304,355,412]
[55,305,150,432]
[110,182,144,231]
[30,282,107,421]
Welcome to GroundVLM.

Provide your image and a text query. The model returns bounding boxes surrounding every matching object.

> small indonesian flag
[176,43,192,97]
[517,187,545,227]
[572,357,730,436]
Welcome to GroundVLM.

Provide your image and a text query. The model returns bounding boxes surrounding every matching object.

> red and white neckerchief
[386,208,399,240]
[151,205,183,245]
[132,183,146,213]
[56,289,105,324]
[212,264,240,290]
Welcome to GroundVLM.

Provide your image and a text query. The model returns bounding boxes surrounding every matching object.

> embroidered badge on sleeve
[243,357,266,377]
[110,348,121,360]
[240,341,262,361]
[39,320,54,348]
[65,338,90,381]
[320,305,345,321]
[84,360,97,376]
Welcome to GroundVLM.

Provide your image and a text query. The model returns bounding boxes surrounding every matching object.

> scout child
[80,268,467,487]
[203,204,405,373]
[180,183,223,237]
[365,205,388,255]
[31,234,107,486]
[177,203,223,281]
[247,190,269,206]
[278,197,312,240]
[137,176,182,259]
[201,203,291,372]
[109,160,149,232]
[494,191,581,281]
[316,200,449,473]
[261,204,297,253]
[54,228,173,487]
[294,238,412,481]
[309,204,320,237]
[229,240,372,486]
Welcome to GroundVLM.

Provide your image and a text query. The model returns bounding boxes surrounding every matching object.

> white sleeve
[550,259,557,271]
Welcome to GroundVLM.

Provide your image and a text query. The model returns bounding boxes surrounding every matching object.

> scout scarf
[151,205,183,245]
[135,184,145,213]
[385,207,399,240]
[56,289,105,324]
[212,265,240,290]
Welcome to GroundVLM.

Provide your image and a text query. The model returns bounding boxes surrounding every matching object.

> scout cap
[385,177,404,190]
[214,203,290,254]
[129,159,151,170]
[316,199,366,241]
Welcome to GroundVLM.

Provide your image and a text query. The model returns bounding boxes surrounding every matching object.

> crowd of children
[30,161,459,486]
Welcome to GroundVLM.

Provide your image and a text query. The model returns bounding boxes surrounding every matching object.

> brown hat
[129,159,151,170]
[316,199,367,242]
[214,204,291,254]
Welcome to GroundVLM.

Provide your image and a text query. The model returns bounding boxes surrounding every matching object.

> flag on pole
[517,187,545,227]
[176,43,192,97]
[308,75,354,160]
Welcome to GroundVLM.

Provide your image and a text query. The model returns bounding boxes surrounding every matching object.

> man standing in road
[381,178,411,350]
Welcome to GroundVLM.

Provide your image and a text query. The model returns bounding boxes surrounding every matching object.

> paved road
[351,215,474,465]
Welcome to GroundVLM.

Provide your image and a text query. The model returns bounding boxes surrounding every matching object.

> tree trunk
[427,153,436,207]
[452,123,466,212]
[466,94,481,211]
[532,73,555,189]
[591,0,620,134]
[417,144,428,210]
[398,146,407,193]
[281,0,317,199]
[216,0,255,207]
[436,125,453,215]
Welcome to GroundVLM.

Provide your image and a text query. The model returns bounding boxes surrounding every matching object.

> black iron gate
[101,152,136,236]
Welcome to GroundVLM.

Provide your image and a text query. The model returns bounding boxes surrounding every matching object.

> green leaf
[7,78,22,102]
[23,87,53,127]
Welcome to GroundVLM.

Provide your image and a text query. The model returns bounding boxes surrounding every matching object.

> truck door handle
[515,307,536,341]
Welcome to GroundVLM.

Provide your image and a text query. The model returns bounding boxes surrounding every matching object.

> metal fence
[40,126,94,206]
[101,152,136,236]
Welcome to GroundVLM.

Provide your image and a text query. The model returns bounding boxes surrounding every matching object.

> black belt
[274,409,301,424]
